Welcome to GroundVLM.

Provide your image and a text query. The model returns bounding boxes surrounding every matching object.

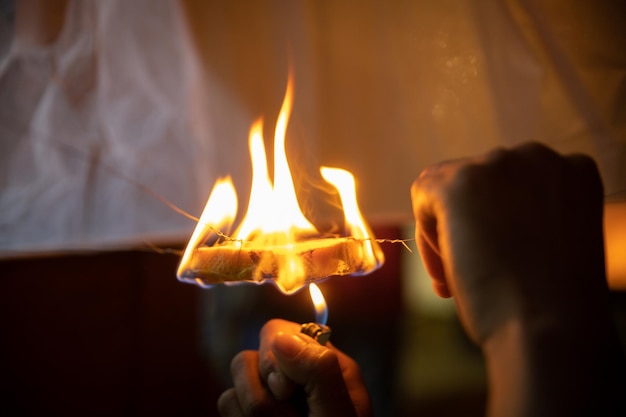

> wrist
[483,310,625,417]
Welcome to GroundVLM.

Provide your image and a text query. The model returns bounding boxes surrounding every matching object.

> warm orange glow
[177,72,384,294]
[605,201,626,290]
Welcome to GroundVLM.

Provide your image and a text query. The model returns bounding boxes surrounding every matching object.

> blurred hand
[411,142,626,416]
[410,142,607,345]
[217,319,371,417]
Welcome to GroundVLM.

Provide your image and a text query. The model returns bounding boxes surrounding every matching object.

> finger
[514,141,561,162]
[567,153,604,201]
[265,370,295,401]
[229,350,277,416]
[411,179,451,298]
[415,218,451,298]
[332,348,373,417]
[272,332,359,417]
[258,319,301,400]
[289,334,372,417]
[217,385,299,417]
[217,388,244,417]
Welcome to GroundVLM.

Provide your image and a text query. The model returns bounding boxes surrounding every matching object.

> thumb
[272,333,358,417]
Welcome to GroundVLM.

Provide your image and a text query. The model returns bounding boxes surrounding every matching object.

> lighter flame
[309,283,328,325]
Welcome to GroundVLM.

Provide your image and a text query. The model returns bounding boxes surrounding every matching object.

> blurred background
[1,0,625,416]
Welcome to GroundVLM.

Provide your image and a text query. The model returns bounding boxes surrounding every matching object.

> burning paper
[177,74,384,294]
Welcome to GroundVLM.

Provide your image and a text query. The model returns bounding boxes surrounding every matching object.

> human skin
[411,142,625,416]
[217,319,372,417]
[218,142,625,417]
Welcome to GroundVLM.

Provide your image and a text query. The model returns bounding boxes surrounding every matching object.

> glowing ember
[177,73,384,294]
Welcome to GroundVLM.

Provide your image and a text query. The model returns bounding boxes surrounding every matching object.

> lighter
[300,322,332,346]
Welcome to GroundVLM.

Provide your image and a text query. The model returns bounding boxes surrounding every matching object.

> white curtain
[1,0,624,253]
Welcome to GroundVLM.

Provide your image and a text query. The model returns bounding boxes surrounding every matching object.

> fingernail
[273,333,306,359]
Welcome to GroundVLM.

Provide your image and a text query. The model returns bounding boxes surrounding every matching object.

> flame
[177,177,237,281]
[320,167,378,271]
[234,77,316,240]
[309,283,328,325]
[177,71,384,294]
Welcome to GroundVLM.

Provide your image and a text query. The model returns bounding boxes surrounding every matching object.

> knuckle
[484,146,509,164]
[569,153,599,175]
[411,178,424,203]
[417,159,455,181]
[515,141,555,156]
[447,162,485,196]
[230,350,254,376]
[264,318,287,329]
[568,153,604,196]
[515,141,563,168]
[418,162,441,179]
[485,143,540,167]
[260,319,298,341]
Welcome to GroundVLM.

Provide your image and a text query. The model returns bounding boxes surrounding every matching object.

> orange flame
[177,177,237,287]
[177,72,384,293]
